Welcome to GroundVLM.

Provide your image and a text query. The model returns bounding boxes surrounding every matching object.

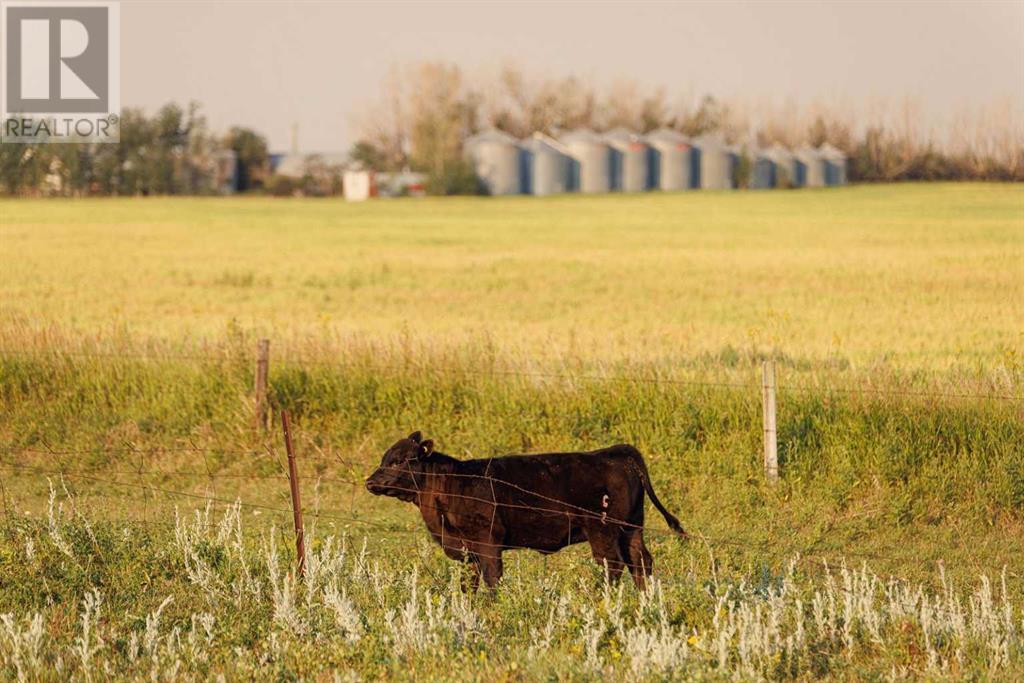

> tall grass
[0,494,1020,680]
[0,333,1020,601]
[1,337,1019,513]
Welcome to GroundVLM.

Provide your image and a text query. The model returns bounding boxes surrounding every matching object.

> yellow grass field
[2,182,1021,371]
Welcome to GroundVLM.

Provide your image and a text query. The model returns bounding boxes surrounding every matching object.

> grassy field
[1,183,1021,368]
[0,183,1022,679]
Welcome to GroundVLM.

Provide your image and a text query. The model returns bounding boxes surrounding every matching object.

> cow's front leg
[444,544,482,593]
[461,563,481,593]
[477,550,503,589]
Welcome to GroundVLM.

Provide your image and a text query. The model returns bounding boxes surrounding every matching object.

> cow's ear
[407,431,422,444]
[418,439,434,459]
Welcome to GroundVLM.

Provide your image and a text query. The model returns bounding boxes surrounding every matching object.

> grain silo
[764,145,798,188]
[520,133,572,196]
[464,130,522,195]
[559,128,612,193]
[750,150,776,189]
[795,147,827,187]
[604,127,651,192]
[645,128,696,191]
[694,134,737,190]
[818,143,848,186]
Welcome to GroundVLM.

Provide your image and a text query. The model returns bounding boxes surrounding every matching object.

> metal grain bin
[750,150,777,189]
[694,134,737,190]
[645,128,696,191]
[559,128,612,193]
[520,133,572,196]
[464,130,522,195]
[795,147,827,188]
[818,143,848,186]
[604,127,651,192]
[764,145,798,188]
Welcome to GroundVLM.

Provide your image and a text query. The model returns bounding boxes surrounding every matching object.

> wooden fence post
[762,360,779,483]
[281,410,306,578]
[254,339,270,432]
[0,473,12,539]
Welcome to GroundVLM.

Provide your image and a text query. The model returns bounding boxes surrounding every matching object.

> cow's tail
[625,446,688,540]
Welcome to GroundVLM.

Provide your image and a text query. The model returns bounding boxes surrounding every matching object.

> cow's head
[365,431,434,502]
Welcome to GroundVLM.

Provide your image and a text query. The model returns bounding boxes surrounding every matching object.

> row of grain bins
[465,129,847,196]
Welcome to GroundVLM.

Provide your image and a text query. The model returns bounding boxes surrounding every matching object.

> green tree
[0,144,31,194]
[407,63,473,180]
[425,158,482,196]
[108,107,153,195]
[733,150,753,189]
[348,140,386,170]
[145,103,197,194]
[52,144,93,196]
[679,96,725,137]
[225,126,268,192]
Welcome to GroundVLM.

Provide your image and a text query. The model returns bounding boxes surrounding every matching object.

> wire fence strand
[1,345,1019,401]
[0,343,1019,583]
[0,452,1016,578]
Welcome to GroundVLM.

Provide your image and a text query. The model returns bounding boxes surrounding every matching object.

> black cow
[365,432,687,589]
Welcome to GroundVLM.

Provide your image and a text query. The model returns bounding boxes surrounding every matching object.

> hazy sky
[121,0,1024,152]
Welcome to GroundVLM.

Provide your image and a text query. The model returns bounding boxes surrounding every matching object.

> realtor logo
[2,1,120,142]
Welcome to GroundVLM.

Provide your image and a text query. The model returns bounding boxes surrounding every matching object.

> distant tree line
[351,62,1024,190]
[3,64,1020,197]
[0,102,270,197]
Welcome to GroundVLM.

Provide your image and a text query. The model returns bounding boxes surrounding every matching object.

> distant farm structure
[272,129,849,201]
[461,128,849,197]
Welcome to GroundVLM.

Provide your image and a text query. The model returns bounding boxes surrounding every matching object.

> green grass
[0,184,1022,679]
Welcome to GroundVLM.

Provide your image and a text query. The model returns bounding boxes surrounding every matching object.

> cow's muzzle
[366,480,416,502]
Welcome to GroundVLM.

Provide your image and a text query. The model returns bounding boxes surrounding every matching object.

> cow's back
[464,445,644,519]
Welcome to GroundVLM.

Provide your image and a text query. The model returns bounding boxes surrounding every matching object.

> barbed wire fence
[0,343,1020,401]
[0,449,1014,594]
[0,339,1020,588]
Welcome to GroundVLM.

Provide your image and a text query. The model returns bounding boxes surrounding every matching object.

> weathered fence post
[254,339,270,432]
[762,360,779,483]
[0,473,12,539]
[281,410,306,578]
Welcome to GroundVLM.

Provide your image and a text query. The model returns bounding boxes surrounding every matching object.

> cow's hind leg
[587,529,627,582]
[621,530,654,589]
